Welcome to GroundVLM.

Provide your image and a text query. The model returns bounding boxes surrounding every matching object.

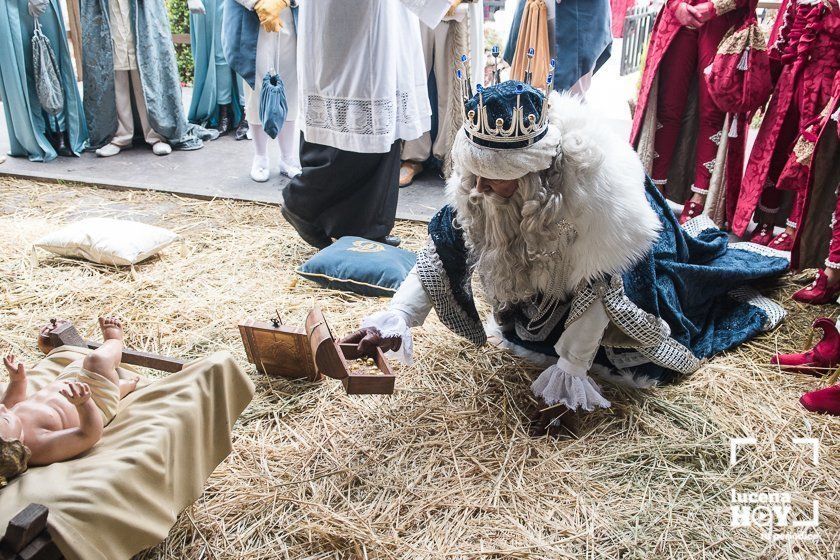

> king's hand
[340,327,403,356]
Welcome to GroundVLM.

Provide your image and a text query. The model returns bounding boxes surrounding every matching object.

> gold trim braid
[713,0,738,16]
[717,24,769,55]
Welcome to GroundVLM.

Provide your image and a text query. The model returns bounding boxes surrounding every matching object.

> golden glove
[254,0,289,33]
[446,0,463,17]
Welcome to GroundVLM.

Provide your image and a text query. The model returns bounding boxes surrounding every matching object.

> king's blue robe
[419,180,790,385]
[0,0,88,161]
[189,0,244,127]
[81,0,215,150]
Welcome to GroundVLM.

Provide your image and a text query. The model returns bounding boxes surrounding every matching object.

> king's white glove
[188,0,206,15]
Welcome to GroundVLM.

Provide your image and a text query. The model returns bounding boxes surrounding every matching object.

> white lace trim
[727,286,786,331]
[360,310,414,365]
[785,219,798,229]
[302,89,429,153]
[729,242,791,261]
[690,184,710,195]
[531,361,611,411]
[682,215,718,238]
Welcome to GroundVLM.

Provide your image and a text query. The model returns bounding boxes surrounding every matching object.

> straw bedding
[0,177,836,559]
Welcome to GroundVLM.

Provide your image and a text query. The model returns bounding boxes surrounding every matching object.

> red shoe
[679,201,704,225]
[800,384,840,416]
[749,223,775,246]
[768,231,794,251]
[772,317,840,375]
[793,270,840,305]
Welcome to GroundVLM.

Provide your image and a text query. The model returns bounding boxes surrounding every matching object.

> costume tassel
[728,114,739,138]
[737,47,750,71]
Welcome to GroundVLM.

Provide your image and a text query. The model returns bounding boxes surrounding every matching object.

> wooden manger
[239,305,396,395]
[1,322,187,560]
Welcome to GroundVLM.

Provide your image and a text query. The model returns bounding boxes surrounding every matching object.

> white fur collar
[547,93,661,288]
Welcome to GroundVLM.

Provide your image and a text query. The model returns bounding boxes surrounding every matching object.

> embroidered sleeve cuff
[530,359,611,412]
[712,0,738,16]
[361,311,414,365]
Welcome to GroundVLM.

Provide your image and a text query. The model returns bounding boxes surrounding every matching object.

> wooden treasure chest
[238,305,395,395]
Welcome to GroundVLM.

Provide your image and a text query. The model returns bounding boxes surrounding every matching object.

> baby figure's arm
[28,382,104,466]
[3,355,28,408]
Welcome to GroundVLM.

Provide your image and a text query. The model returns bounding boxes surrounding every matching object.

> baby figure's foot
[98,317,124,341]
[119,376,141,398]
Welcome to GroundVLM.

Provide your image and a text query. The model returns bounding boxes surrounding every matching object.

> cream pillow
[35,218,179,266]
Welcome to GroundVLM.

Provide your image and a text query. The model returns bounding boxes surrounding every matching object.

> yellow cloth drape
[510,0,552,90]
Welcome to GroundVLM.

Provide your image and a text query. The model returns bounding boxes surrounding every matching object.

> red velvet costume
[790,71,840,271]
[631,0,754,224]
[731,0,840,240]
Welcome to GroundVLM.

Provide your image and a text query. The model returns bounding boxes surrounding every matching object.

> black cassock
[282,135,401,240]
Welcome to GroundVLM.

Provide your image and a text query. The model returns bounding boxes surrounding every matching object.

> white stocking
[276,120,301,177]
[249,123,270,182]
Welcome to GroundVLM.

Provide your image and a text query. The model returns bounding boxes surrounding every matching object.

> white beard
[448,171,576,309]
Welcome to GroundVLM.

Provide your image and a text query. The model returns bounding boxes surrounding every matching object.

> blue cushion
[296,237,416,297]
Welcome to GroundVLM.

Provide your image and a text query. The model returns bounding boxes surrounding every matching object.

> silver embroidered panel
[416,239,487,345]
[728,286,787,331]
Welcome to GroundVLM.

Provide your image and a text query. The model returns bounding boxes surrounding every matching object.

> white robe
[297,0,451,153]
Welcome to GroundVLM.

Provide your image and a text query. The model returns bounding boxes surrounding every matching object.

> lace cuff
[360,311,414,365]
[530,358,611,412]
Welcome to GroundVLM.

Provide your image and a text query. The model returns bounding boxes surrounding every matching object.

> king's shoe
[749,223,775,246]
[771,317,840,375]
[793,270,840,305]
[800,384,840,416]
[679,200,704,225]
[217,104,232,135]
[96,143,124,157]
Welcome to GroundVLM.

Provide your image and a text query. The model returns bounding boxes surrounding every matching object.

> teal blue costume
[0,0,88,161]
[189,0,243,127]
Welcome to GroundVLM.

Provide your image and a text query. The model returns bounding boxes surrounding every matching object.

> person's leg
[276,120,300,177]
[651,28,698,194]
[249,122,270,182]
[824,189,840,286]
[80,317,125,387]
[752,80,804,240]
[111,71,135,147]
[128,70,170,154]
[684,26,729,211]
[282,138,401,243]
[400,22,436,186]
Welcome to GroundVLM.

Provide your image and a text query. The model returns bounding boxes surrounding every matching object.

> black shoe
[46,129,74,157]
[373,235,401,247]
[216,105,232,135]
[281,206,333,249]
[234,117,249,141]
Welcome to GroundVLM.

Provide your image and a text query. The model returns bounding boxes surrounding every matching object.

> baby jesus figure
[0,318,139,486]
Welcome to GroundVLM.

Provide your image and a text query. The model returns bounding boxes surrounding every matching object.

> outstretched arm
[531,294,612,412]
[2,355,28,408]
[27,382,103,466]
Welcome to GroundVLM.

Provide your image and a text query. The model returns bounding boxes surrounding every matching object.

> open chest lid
[304,305,349,380]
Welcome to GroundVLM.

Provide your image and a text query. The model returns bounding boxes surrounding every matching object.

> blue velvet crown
[457,48,552,149]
